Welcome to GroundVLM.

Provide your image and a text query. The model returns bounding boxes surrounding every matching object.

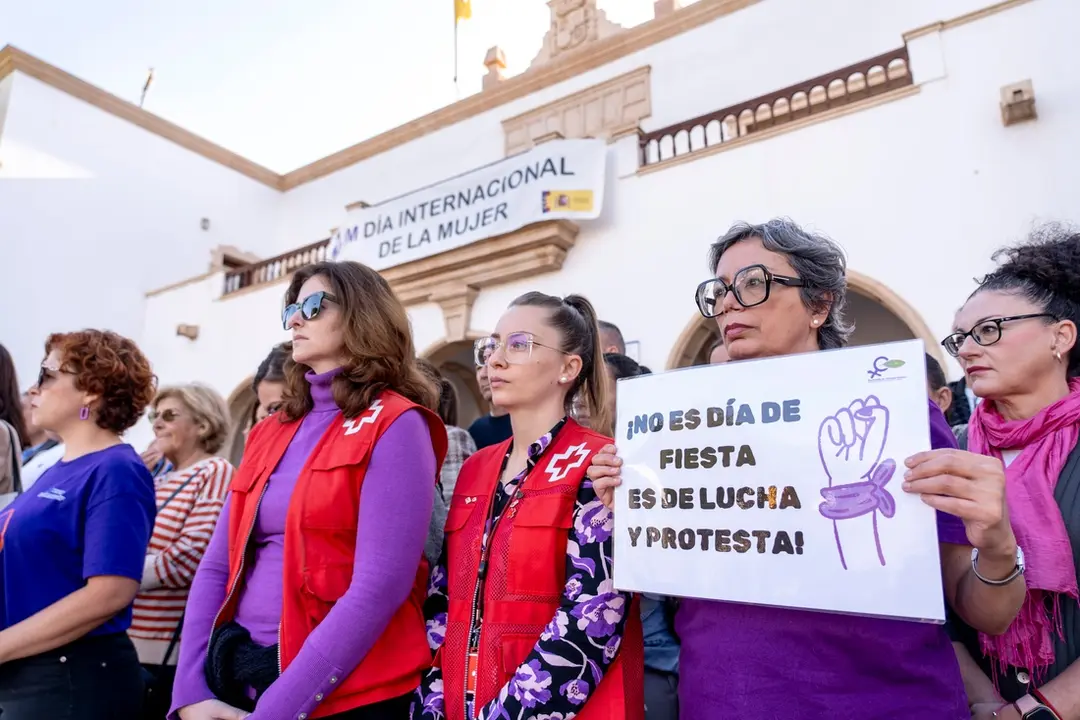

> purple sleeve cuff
[927,399,969,546]
[168,497,233,718]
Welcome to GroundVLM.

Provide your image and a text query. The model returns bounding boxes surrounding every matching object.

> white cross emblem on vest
[544,443,591,483]
[342,399,383,436]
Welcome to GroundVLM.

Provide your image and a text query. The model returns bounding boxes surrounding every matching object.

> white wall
[0,72,283,391]
[271,0,1012,255]
[139,0,1077,400]
[0,75,12,145]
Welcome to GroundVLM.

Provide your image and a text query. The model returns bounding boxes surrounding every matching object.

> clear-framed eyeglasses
[474,332,565,367]
[940,313,1056,357]
[694,264,805,319]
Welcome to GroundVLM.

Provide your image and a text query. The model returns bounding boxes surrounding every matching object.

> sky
[2,0,671,172]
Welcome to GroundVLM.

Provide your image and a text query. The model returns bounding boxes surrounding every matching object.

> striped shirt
[129,456,233,660]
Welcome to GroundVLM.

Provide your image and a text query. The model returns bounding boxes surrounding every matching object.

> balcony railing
[223,238,330,296]
[640,47,912,168]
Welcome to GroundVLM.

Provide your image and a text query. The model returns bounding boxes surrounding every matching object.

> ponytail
[510,292,612,436]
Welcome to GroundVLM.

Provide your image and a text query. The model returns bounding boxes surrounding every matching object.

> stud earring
[1055,351,1063,362]
[79,406,90,421]
[812,319,820,327]
[559,377,568,384]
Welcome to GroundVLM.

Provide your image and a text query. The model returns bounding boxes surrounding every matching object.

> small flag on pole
[455,0,472,22]
[139,68,154,108]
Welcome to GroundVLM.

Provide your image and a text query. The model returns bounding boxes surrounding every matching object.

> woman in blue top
[0,330,157,720]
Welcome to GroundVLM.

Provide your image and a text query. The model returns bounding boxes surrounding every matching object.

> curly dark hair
[46,330,157,434]
[279,262,438,420]
[973,222,1080,377]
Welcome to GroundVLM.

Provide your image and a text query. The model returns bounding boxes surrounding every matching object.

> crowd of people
[0,216,1076,720]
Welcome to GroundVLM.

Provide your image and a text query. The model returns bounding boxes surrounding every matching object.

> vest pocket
[499,634,540,683]
[507,493,575,597]
[302,561,354,611]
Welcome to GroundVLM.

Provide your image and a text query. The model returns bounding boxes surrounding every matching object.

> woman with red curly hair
[0,330,158,719]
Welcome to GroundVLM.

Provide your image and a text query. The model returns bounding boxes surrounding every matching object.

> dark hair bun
[990,223,1080,301]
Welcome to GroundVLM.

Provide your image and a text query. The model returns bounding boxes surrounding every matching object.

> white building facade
[2,0,1075,456]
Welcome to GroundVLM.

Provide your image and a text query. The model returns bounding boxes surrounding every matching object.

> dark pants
[322,692,412,719]
[140,663,176,720]
[643,668,679,720]
[0,632,144,720]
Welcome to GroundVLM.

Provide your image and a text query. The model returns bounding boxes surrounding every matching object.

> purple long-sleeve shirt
[170,369,436,720]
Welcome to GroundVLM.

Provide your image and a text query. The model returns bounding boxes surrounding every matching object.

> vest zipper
[206,479,272,666]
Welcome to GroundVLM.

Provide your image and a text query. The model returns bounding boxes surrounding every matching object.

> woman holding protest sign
[411,292,643,720]
[941,225,1080,720]
[586,218,1026,719]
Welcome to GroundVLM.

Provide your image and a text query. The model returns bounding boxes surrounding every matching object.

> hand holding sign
[587,444,622,510]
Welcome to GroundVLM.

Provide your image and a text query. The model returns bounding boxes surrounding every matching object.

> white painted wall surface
[272,0,1017,255]
[0,73,283,390]
[0,75,12,145]
[138,0,1076,408]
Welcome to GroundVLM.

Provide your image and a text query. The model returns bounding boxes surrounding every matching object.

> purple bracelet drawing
[816,395,896,569]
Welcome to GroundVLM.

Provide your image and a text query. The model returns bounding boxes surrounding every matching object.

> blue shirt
[641,593,680,673]
[0,444,155,636]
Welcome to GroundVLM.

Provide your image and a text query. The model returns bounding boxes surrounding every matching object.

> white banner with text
[613,339,947,622]
[330,139,607,270]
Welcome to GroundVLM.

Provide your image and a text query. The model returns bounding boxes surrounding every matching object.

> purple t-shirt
[677,399,970,719]
[0,444,155,636]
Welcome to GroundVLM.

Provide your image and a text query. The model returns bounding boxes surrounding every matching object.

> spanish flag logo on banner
[541,190,595,214]
[455,0,472,22]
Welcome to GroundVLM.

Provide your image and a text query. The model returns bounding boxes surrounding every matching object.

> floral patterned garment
[412,420,631,720]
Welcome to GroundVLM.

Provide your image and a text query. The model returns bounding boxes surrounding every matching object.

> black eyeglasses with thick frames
[474,332,566,367]
[282,291,338,330]
[694,264,805,319]
[941,313,1058,357]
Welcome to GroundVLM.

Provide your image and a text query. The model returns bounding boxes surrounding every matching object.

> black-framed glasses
[37,365,64,389]
[694,264,805,319]
[474,332,565,367]
[282,291,338,329]
[940,313,1057,357]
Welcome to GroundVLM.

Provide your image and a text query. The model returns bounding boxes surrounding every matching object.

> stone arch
[224,375,256,467]
[666,269,943,369]
[420,333,488,429]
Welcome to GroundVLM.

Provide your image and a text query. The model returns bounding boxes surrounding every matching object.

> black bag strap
[5,424,21,495]
[162,612,184,666]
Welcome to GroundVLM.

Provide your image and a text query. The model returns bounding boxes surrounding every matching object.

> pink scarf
[968,379,1080,679]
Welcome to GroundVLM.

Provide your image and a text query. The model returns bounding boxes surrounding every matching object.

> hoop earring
[79,406,90,421]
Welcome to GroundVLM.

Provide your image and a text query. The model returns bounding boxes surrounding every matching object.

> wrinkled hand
[903,449,1015,554]
[140,439,164,469]
[178,699,251,720]
[818,396,890,485]
[585,443,622,510]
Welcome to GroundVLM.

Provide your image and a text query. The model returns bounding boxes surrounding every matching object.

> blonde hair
[153,383,231,454]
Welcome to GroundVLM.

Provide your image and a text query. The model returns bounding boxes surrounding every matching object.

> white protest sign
[330,139,606,271]
[613,339,946,622]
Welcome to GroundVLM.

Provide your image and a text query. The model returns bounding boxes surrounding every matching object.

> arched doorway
[224,377,256,468]
[421,336,486,429]
[667,270,943,369]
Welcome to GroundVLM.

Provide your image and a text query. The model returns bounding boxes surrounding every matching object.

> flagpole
[453,8,460,97]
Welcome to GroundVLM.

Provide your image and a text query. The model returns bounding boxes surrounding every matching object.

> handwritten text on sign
[330,139,606,271]
[612,339,946,622]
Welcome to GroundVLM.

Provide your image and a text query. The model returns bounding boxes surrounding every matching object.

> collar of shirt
[498,417,568,491]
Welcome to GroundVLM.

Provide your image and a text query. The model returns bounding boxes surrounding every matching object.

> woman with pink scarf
[945,224,1080,720]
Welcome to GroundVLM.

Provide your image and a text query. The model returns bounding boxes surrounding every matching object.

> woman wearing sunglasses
[940,226,1080,720]
[585,219,1026,719]
[0,330,157,719]
[412,292,644,720]
[171,261,447,720]
[132,384,234,720]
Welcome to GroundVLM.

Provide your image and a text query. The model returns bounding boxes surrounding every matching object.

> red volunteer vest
[218,390,448,717]
[441,419,644,720]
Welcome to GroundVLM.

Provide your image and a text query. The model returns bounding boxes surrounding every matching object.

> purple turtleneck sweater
[169,368,436,720]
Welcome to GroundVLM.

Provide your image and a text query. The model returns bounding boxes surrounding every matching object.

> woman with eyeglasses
[132,384,234,720]
[938,225,1080,720]
[585,219,1026,719]
[0,330,157,719]
[412,292,644,720]
[171,261,447,720]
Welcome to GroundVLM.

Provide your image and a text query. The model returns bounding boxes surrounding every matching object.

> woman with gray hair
[130,383,235,720]
[586,218,1025,718]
